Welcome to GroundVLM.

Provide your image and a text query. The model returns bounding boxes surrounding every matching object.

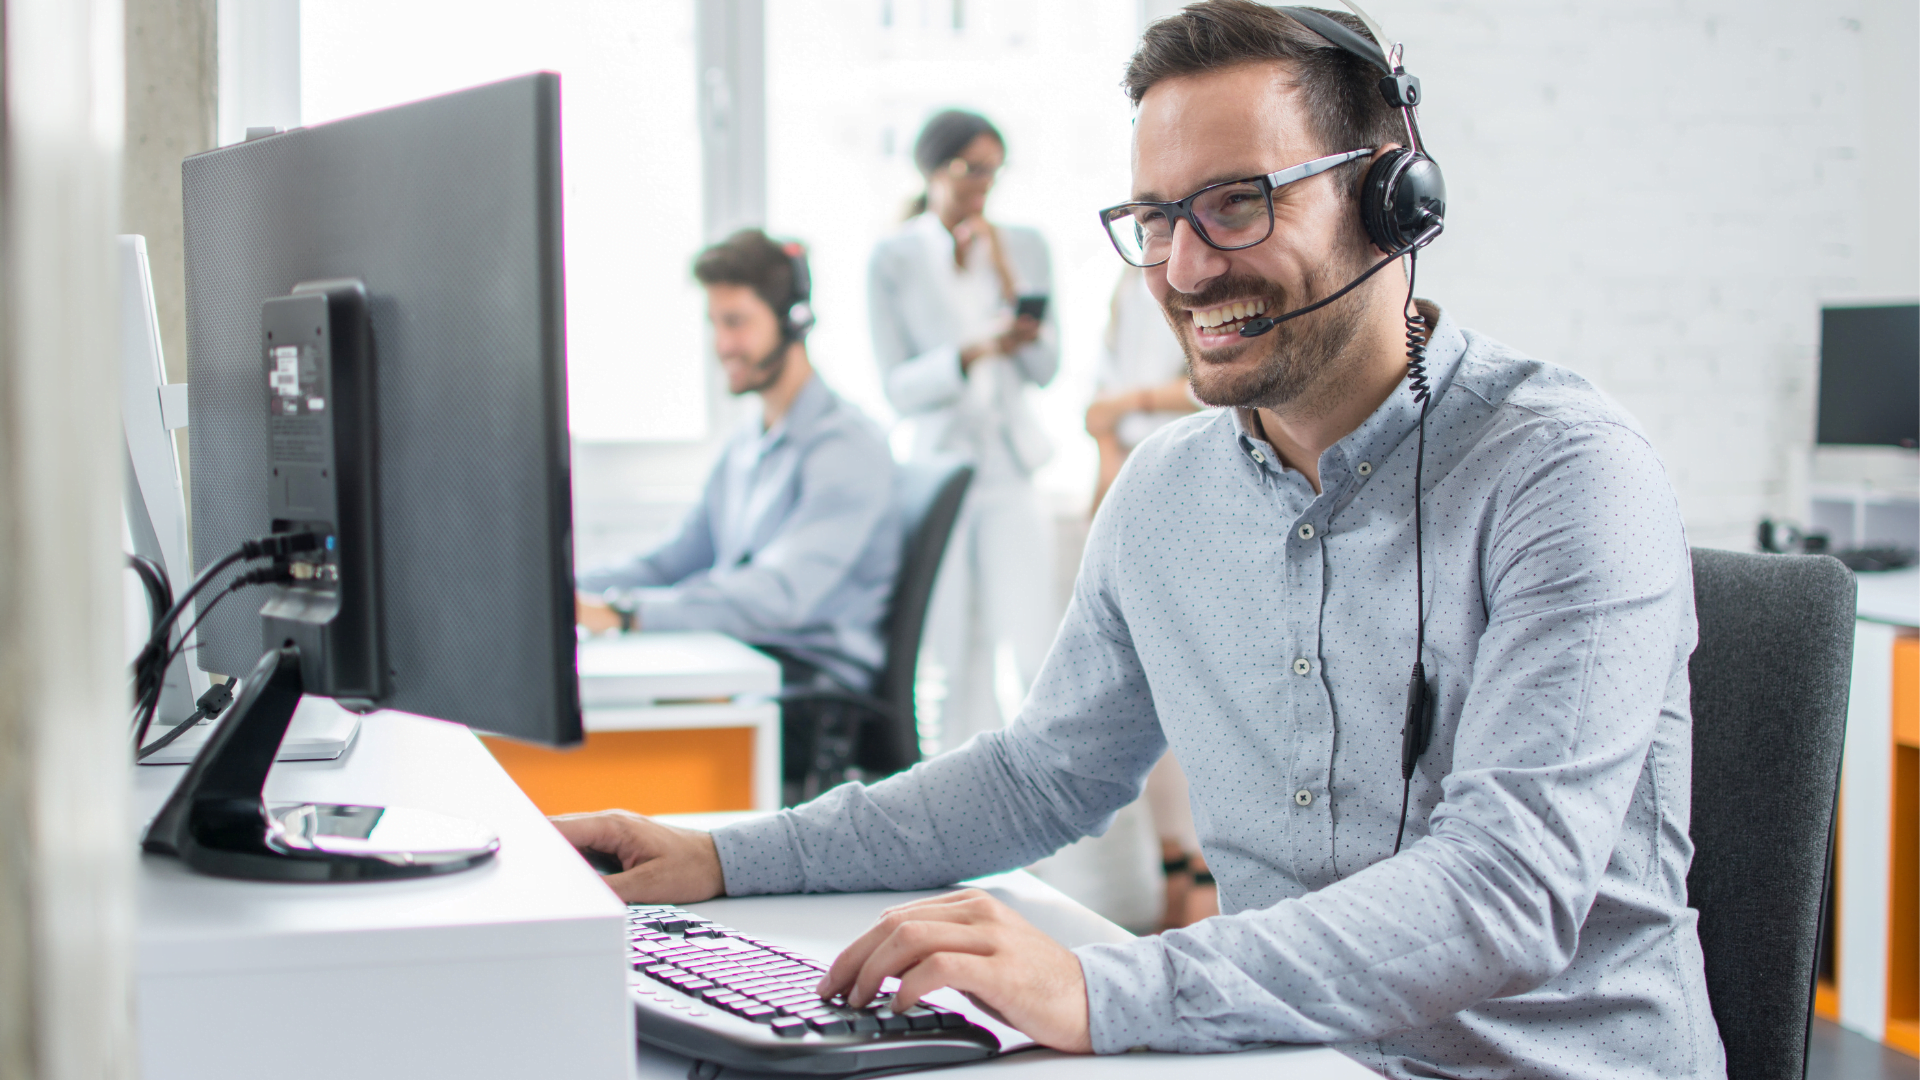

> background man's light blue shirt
[711,308,1725,1080]
[579,376,899,689]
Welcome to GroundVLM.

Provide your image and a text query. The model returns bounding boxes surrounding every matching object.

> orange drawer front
[483,728,754,817]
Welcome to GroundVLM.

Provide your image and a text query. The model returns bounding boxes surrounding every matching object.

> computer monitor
[120,234,208,724]
[1816,303,1919,449]
[144,73,580,881]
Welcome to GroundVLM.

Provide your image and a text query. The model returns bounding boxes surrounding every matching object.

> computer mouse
[579,847,625,875]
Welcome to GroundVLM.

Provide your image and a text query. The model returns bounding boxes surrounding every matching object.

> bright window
[763,0,1142,503]
[301,0,707,441]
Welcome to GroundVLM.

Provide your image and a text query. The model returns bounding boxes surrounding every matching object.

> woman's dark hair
[1124,1,1406,200]
[692,228,796,320]
[906,109,1003,217]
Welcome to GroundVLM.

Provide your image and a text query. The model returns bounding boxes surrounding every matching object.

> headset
[778,240,816,345]
[1247,5,1445,854]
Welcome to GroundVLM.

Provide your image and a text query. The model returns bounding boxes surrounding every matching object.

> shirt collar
[1231,303,1468,487]
[753,372,832,453]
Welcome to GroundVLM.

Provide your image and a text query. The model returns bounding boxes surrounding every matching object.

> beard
[1162,241,1374,412]
[726,338,789,396]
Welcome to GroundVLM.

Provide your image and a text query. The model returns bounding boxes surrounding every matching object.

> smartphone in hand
[1015,294,1049,322]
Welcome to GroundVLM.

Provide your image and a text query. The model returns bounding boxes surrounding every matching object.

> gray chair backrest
[858,461,972,774]
[1687,548,1855,1080]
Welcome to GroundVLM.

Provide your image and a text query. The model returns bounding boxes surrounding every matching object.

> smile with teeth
[1190,298,1270,333]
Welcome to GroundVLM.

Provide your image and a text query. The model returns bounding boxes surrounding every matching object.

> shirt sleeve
[869,243,966,416]
[711,496,1167,895]
[1071,421,1697,1053]
[575,462,720,595]
[632,428,893,639]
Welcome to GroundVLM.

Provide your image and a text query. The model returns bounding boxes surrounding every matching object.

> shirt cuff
[710,812,807,896]
[633,588,696,632]
[1075,937,1183,1053]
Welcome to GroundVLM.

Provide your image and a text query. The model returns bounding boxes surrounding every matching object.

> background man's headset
[778,240,815,345]
[1246,5,1447,854]
[744,240,815,379]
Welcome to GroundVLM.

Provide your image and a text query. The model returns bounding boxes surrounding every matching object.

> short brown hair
[692,228,797,319]
[1124,2,1407,198]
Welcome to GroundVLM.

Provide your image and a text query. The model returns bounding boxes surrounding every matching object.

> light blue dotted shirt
[712,306,1726,1080]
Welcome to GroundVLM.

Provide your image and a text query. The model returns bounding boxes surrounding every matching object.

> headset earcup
[1362,148,1447,252]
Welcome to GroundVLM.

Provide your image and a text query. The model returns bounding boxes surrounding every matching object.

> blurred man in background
[577,230,900,698]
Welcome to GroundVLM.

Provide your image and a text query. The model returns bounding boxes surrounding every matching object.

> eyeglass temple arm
[1263,148,1375,188]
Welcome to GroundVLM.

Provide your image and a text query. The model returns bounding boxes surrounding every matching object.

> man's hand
[1084,394,1129,438]
[549,809,725,904]
[576,591,622,634]
[816,889,1093,1054]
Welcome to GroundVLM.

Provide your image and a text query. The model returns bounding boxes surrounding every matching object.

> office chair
[1686,548,1855,1080]
[778,460,973,802]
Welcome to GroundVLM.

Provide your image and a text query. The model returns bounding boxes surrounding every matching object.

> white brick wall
[575,1,1918,565]
[1384,0,1915,548]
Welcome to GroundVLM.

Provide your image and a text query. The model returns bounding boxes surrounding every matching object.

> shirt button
[1293,789,1314,807]
[1357,462,1372,476]
[1297,523,1315,540]
[1250,450,1266,464]
[1292,658,1311,676]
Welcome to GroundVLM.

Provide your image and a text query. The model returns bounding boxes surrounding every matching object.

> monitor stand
[142,645,499,882]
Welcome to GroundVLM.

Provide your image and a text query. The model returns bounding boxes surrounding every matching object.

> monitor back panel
[184,74,580,744]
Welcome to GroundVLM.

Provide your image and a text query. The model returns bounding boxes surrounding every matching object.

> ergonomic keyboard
[625,904,1003,1075]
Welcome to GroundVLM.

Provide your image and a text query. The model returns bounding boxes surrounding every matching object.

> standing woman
[869,109,1058,755]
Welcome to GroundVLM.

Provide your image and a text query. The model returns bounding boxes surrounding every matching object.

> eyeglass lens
[1103,180,1272,267]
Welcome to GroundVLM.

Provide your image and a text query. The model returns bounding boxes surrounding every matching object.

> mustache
[1159,273,1291,321]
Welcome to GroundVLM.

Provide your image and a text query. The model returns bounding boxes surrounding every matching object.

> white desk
[135,724,1371,1080]
[134,711,633,1080]
[579,631,784,810]
[647,814,1377,1080]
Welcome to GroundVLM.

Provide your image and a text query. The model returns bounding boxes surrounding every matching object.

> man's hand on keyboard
[816,888,1092,1054]
[549,810,725,904]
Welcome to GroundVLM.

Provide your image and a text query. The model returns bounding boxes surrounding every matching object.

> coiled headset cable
[1394,244,1434,855]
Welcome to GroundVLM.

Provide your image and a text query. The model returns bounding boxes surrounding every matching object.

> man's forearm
[711,729,1102,896]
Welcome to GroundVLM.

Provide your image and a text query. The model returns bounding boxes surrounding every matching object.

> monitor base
[142,645,498,882]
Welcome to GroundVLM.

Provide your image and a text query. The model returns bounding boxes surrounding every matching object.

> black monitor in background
[145,74,580,882]
[1816,303,1919,449]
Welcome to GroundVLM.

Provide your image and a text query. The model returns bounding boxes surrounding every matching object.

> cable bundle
[128,532,321,759]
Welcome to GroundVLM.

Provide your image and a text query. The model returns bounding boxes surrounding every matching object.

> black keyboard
[625,904,1000,1075]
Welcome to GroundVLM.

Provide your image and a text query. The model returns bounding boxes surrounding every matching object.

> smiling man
[553,6,1723,1078]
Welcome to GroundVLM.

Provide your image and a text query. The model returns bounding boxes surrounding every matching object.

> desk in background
[485,631,783,814]
[1827,567,1919,1054]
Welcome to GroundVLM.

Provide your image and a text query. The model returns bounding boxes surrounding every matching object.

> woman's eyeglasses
[1098,148,1372,268]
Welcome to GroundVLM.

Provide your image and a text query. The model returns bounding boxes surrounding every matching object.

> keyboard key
[903,1007,940,1031]
[876,1010,912,1033]
[738,1003,777,1021]
[850,1013,882,1035]
[936,1010,970,1030]
[770,1017,808,1038]
[806,1014,852,1035]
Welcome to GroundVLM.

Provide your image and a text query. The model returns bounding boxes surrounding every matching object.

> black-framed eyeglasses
[1098,148,1373,268]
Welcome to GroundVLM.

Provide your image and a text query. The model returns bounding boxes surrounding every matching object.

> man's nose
[1163,219,1228,296]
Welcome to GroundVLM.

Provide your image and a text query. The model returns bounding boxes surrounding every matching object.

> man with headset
[576,229,900,696]
[556,6,1720,1077]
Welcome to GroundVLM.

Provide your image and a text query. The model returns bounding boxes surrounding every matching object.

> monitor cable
[128,533,318,755]
[130,564,289,755]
